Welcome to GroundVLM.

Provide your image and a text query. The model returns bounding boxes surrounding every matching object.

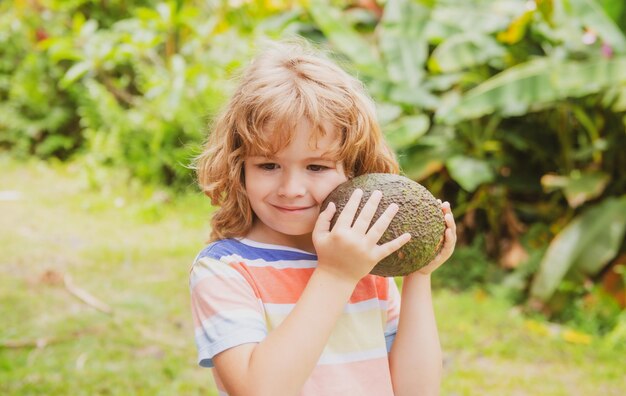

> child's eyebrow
[304,156,335,161]
[247,155,276,160]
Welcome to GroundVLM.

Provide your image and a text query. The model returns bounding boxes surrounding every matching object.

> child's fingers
[352,190,382,233]
[444,213,457,242]
[376,232,411,261]
[313,202,336,235]
[334,189,363,229]
[364,202,399,242]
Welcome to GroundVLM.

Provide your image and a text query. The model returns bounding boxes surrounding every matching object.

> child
[190,39,456,396]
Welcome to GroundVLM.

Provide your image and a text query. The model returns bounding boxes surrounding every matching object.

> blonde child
[190,40,456,396]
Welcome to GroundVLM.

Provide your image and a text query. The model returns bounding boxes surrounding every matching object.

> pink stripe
[303,357,394,395]
[190,275,261,326]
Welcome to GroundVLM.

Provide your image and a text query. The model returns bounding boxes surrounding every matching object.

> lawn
[1,157,624,395]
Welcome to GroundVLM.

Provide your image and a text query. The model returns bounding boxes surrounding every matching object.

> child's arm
[213,189,411,396]
[389,202,457,396]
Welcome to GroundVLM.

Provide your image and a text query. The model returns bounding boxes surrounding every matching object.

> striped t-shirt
[189,238,400,395]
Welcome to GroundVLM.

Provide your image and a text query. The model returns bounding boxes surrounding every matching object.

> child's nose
[277,173,306,197]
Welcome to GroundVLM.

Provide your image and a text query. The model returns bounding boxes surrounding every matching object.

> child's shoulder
[194,238,246,262]
[194,238,316,264]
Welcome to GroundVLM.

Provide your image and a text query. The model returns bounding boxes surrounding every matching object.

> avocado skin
[320,173,445,277]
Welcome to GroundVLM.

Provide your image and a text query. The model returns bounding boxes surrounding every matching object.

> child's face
[244,119,348,247]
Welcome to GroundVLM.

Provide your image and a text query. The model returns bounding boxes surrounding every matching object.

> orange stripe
[229,262,390,305]
[230,263,313,304]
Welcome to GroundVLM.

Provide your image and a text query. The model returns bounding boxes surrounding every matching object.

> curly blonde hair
[195,39,398,241]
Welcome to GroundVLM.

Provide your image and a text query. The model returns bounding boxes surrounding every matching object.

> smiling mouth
[273,205,314,212]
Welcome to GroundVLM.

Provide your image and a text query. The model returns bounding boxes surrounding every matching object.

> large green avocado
[320,173,445,277]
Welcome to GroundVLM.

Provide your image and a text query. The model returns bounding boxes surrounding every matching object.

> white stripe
[189,258,247,289]
[220,253,317,269]
[263,298,387,316]
[237,238,315,254]
[317,347,388,365]
[195,309,266,343]
[385,317,399,334]
[345,298,387,313]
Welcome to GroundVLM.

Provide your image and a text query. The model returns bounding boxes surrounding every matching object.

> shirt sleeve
[189,256,267,368]
[384,277,401,352]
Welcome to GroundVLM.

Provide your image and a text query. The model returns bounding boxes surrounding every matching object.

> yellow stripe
[265,308,386,354]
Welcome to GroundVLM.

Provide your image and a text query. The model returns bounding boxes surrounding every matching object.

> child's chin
[276,225,314,236]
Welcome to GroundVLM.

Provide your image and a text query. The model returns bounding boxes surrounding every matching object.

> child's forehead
[245,117,343,157]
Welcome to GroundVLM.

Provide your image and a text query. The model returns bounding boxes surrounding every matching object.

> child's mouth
[273,205,314,213]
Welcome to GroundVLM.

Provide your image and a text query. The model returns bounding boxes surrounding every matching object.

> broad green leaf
[427,3,513,40]
[379,0,431,88]
[541,170,611,208]
[554,58,626,95]
[530,196,626,301]
[429,33,506,73]
[389,84,441,109]
[376,102,403,125]
[38,37,82,62]
[607,87,626,112]
[384,114,430,150]
[437,57,626,123]
[308,1,385,77]
[399,125,454,180]
[573,201,626,275]
[569,0,626,53]
[446,156,495,192]
[401,147,446,181]
[496,10,532,44]
[60,61,91,88]
[79,19,99,38]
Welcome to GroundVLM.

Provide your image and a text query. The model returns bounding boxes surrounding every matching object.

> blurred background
[1,0,625,394]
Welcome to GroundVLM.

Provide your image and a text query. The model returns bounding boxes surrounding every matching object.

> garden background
[1,0,625,394]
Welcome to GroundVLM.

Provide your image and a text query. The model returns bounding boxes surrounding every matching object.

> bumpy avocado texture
[320,173,445,277]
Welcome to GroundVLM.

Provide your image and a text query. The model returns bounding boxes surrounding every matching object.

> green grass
[1,156,624,395]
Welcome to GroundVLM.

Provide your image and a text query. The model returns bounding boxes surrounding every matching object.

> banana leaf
[384,114,430,150]
[541,170,611,208]
[530,196,626,302]
[446,155,495,192]
[436,56,626,123]
[379,0,431,88]
[428,32,506,73]
[308,1,386,78]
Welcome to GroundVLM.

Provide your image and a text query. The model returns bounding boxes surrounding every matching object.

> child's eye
[308,164,329,172]
[258,163,278,170]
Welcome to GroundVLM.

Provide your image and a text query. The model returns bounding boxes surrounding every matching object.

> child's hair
[195,39,399,241]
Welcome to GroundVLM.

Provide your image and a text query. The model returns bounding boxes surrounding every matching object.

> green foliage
[0,0,273,187]
[530,197,626,301]
[432,235,503,291]
[308,0,626,325]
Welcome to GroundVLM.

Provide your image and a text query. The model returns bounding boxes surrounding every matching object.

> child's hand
[313,189,412,284]
[417,200,456,275]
